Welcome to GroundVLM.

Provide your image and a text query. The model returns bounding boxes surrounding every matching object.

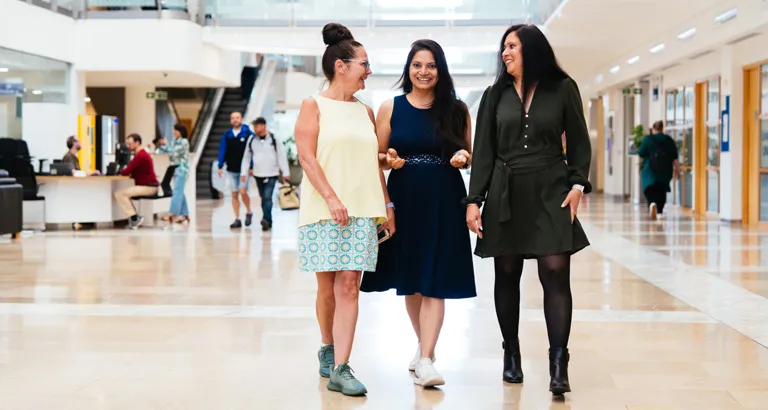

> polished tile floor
[0,189,767,409]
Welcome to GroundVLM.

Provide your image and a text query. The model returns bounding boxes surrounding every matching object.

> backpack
[648,137,672,174]
[248,132,277,157]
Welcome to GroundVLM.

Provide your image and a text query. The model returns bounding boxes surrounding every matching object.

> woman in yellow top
[294,22,395,397]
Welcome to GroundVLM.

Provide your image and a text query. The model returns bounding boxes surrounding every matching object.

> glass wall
[665,85,695,208]
[705,78,721,213]
[0,46,70,139]
[759,65,768,221]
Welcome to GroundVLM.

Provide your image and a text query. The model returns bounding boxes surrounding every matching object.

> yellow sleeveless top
[298,95,387,227]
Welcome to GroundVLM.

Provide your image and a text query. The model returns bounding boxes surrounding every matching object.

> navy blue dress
[360,95,476,299]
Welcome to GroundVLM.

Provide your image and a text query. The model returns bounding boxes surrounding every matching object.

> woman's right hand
[326,195,350,226]
[466,204,483,238]
[386,148,406,169]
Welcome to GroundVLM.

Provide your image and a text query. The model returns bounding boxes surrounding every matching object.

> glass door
[706,78,721,213]
[668,85,695,208]
[760,66,768,221]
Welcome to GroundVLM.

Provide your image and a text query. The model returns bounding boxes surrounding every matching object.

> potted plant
[631,124,645,168]
[282,135,303,185]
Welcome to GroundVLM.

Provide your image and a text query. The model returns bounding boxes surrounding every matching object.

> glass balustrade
[18,0,554,26]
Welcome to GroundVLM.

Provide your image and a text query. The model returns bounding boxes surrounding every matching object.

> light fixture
[650,43,665,53]
[0,68,8,73]
[84,97,91,102]
[609,65,620,74]
[714,8,737,23]
[31,90,42,95]
[627,56,640,65]
[678,28,696,40]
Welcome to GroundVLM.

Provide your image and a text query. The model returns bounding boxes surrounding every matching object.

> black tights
[493,254,573,348]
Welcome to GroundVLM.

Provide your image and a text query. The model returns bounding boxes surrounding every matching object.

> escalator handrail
[189,88,212,149]
[191,87,225,170]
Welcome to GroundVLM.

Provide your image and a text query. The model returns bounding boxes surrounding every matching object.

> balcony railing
[20,0,560,26]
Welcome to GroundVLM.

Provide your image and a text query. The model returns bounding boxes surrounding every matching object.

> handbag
[278,182,300,210]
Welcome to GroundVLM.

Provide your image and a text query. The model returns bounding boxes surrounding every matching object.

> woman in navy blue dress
[360,39,476,387]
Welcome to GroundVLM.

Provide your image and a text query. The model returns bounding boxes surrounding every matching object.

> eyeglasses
[343,59,371,70]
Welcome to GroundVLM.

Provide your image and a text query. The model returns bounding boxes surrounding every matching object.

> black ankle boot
[502,340,524,383]
[549,347,571,394]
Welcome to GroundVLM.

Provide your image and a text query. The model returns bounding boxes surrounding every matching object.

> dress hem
[473,243,589,260]
[359,287,477,300]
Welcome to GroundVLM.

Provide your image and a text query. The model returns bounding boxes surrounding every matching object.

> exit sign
[145,91,168,100]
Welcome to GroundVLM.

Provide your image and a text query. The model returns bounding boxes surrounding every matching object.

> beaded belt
[400,154,450,165]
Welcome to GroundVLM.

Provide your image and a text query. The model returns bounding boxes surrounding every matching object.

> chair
[131,165,177,222]
[0,170,23,238]
[0,140,45,230]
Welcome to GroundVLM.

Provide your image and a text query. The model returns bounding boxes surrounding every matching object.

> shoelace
[337,363,356,381]
[321,346,334,368]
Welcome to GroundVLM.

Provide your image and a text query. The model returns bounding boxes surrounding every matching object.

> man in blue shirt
[217,111,254,228]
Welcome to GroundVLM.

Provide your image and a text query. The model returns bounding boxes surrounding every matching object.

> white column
[719,45,742,221]
[124,86,156,142]
[69,68,86,116]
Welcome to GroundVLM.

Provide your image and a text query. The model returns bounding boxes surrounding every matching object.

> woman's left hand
[380,207,396,236]
[561,189,583,223]
[450,150,470,168]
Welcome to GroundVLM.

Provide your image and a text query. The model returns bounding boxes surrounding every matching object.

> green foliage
[283,136,299,166]
[632,124,645,150]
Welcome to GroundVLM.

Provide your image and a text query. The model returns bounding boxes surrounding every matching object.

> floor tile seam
[582,220,768,349]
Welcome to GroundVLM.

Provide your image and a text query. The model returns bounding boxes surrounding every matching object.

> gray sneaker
[318,344,335,378]
[327,362,367,396]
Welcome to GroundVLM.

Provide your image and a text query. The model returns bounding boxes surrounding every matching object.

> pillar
[124,86,156,144]
[719,45,743,221]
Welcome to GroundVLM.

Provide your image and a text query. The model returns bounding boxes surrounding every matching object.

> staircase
[195,87,250,199]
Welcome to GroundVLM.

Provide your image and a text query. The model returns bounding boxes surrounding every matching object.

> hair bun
[322,23,354,46]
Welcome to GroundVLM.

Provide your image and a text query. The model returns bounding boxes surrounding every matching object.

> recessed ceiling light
[678,28,696,40]
[650,43,665,53]
[609,65,620,74]
[84,97,91,102]
[627,56,640,65]
[32,90,42,95]
[0,68,8,73]
[715,8,737,23]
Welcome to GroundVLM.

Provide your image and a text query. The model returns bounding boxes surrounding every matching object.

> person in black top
[217,111,255,228]
[464,24,592,396]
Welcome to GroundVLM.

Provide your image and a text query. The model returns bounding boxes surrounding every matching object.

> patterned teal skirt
[298,217,379,273]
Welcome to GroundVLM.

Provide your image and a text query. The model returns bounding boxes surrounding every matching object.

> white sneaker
[409,345,436,371]
[409,345,420,371]
[414,358,445,387]
[649,203,658,220]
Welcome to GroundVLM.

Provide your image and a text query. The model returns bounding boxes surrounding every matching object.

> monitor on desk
[50,162,73,176]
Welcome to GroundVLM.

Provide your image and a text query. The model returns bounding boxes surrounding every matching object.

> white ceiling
[547,0,768,96]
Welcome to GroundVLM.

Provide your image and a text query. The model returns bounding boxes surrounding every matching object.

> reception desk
[22,153,196,229]
[35,175,134,224]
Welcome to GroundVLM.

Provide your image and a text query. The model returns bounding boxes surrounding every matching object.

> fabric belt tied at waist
[495,156,564,223]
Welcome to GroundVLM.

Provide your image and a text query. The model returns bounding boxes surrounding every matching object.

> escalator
[194,87,251,199]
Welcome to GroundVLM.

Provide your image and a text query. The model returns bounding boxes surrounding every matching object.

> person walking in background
[360,39,476,388]
[638,120,680,220]
[156,123,191,224]
[217,111,254,228]
[294,22,394,397]
[464,24,592,396]
[240,117,291,231]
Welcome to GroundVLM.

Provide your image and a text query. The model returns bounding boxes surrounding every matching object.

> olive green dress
[464,77,592,259]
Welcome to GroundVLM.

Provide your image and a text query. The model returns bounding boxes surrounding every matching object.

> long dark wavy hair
[396,39,469,156]
[491,25,568,121]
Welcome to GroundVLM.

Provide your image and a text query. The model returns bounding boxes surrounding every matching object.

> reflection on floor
[0,194,767,410]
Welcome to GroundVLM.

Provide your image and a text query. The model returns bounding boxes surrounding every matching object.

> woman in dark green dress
[463,24,592,396]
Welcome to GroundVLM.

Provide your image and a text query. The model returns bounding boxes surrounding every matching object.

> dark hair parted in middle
[492,24,568,110]
[321,23,363,83]
[396,39,469,156]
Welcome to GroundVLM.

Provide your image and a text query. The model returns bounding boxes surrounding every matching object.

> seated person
[114,133,159,229]
[63,136,100,176]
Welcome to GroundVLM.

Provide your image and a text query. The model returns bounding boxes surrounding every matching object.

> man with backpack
[240,117,291,231]
[638,121,680,220]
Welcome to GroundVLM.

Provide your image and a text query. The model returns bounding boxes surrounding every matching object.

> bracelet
[385,202,395,209]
